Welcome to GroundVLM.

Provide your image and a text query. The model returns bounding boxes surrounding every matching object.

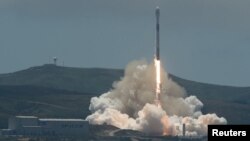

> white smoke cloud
[86,59,227,136]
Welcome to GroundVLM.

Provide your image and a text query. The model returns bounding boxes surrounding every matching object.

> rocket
[154,7,161,108]
[155,7,160,60]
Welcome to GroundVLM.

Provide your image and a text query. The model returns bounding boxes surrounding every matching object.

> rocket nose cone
[156,6,160,15]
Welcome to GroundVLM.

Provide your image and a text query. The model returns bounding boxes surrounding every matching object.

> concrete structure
[1,116,89,136]
[183,124,186,137]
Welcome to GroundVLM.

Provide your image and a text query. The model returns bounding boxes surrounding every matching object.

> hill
[0,64,249,128]
[0,64,123,94]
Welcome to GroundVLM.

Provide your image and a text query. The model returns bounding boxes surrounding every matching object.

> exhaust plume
[86,60,227,136]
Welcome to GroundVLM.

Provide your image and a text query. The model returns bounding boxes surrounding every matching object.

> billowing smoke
[86,60,226,136]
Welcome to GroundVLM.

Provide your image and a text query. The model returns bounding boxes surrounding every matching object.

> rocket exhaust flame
[154,59,161,108]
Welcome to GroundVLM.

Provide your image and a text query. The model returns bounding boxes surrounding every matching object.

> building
[1,116,89,137]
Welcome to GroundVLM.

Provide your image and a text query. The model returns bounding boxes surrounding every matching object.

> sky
[0,0,250,86]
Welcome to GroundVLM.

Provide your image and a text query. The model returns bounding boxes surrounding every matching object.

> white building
[1,116,89,136]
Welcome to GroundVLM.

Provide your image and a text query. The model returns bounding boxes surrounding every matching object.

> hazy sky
[1,0,250,86]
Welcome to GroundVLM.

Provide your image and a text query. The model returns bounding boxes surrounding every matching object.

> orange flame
[161,115,170,135]
[154,59,161,108]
